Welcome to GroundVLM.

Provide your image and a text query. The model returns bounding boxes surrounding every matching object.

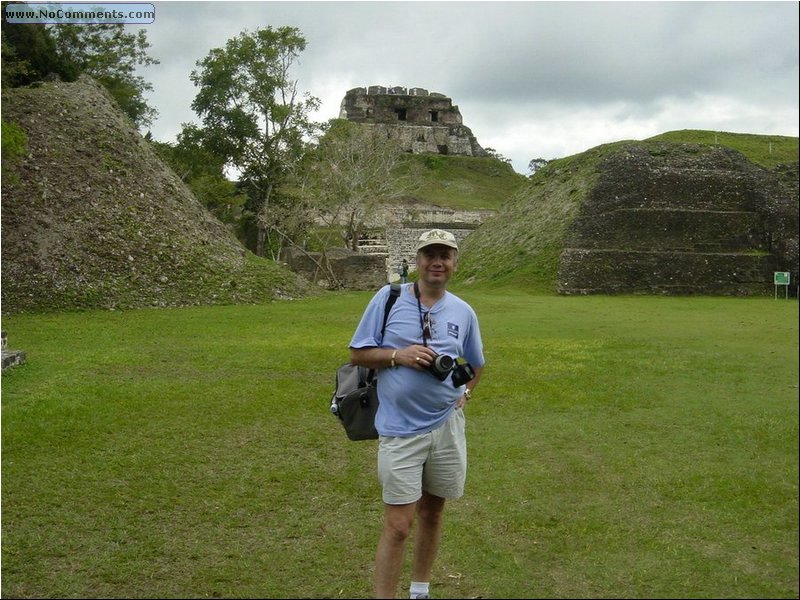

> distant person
[349,229,485,599]
[400,259,409,283]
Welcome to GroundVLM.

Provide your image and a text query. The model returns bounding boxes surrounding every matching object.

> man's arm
[350,347,395,370]
[466,366,484,395]
[350,345,437,370]
[456,365,484,408]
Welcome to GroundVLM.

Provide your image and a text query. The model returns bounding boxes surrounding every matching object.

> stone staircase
[557,144,796,296]
[357,231,389,255]
[2,331,26,371]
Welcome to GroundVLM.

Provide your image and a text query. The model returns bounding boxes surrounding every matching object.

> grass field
[1,289,798,598]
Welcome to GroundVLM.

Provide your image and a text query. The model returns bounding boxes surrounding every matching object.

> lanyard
[413,282,429,347]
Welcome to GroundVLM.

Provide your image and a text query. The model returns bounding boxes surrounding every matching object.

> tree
[484,147,512,165]
[1,20,79,86]
[189,26,321,258]
[295,119,420,251]
[50,24,159,128]
[151,124,247,226]
[528,157,549,176]
[1,17,159,129]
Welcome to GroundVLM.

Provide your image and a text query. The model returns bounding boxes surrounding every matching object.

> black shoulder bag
[330,283,401,440]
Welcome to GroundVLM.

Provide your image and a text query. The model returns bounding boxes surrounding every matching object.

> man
[349,229,485,599]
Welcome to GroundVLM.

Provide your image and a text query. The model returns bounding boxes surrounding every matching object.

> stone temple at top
[338,85,487,158]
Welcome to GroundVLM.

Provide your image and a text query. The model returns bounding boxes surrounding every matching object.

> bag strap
[368,283,401,382]
[381,283,401,338]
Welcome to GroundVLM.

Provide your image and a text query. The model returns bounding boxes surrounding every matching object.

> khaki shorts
[377,409,467,505]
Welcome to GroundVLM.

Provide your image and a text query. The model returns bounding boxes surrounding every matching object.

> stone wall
[340,86,462,126]
[339,85,487,158]
[360,205,491,280]
[385,225,478,280]
[284,222,484,288]
[566,209,762,251]
[304,205,492,286]
[282,247,387,290]
[358,205,492,229]
[559,249,778,295]
[557,144,798,296]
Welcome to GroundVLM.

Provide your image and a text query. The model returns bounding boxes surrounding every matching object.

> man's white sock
[410,581,430,598]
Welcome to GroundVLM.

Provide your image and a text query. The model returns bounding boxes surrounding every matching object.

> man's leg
[411,492,446,583]
[375,502,417,598]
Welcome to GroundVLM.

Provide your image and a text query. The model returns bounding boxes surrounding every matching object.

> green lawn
[2,290,798,598]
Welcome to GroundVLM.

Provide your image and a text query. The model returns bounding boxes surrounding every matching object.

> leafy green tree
[189,26,320,258]
[50,24,159,128]
[151,123,223,182]
[1,21,78,86]
[1,15,159,129]
[189,174,248,226]
[151,124,247,226]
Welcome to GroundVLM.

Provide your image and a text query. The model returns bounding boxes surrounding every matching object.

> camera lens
[433,355,454,373]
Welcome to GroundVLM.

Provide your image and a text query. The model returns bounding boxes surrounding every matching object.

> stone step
[1,331,26,371]
[2,350,26,371]
[357,236,388,254]
[558,248,780,295]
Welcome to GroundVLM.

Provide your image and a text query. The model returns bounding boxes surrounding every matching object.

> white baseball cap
[416,229,459,252]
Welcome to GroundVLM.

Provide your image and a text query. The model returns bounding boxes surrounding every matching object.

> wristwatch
[463,388,472,401]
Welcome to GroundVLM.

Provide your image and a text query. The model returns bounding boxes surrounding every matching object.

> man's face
[416,245,457,285]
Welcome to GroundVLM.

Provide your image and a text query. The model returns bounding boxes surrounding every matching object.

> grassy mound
[1,76,319,314]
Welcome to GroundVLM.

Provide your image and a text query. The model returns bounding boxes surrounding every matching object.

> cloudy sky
[137,1,799,174]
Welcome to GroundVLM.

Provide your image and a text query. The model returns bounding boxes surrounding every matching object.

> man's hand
[396,344,437,370]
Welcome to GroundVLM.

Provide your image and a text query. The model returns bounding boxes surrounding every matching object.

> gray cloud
[139,1,799,173]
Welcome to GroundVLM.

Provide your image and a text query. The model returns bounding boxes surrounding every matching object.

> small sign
[774,272,791,300]
[774,272,791,285]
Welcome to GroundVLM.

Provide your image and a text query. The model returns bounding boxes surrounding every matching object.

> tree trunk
[256,227,267,257]
[255,182,274,258]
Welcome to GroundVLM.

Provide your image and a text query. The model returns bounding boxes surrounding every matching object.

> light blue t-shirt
[349,283,485,437]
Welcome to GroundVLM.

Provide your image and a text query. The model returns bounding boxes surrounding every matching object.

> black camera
[426,353,476,387]
[427,353,456,381]
[452,361,476,387]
